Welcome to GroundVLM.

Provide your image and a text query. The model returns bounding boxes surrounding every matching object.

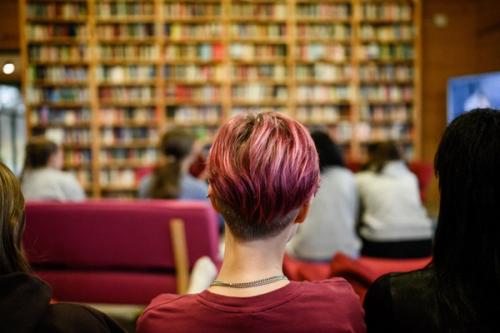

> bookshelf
[20,0,421,197]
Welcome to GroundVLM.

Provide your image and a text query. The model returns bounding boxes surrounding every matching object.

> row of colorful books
[169,107,221,125]
[296,3,351,19]
[97,2,154,17]
[232,85,288,100]
[230,44,287,60]
[296,24,351,40]
[360,104,412,123]
[96,24,155,39]
[233,64,287,80]
[165,24,222,39]
[27,24,87,40]
[296,106,345,124]
[27,3,87,19]
[100,128,158,145]
[359,64,413,81]
[100,107,157,123]
[360,24,414,41]
[296,44,349,62]
[359,85,413,102]
[98,45,159,60]
[165,85,221,101]
[100,148,157,164]
[164,43,224,61]
[29,65,88,83]
[28,87,89,104]
[99,87,155,102]
[230,24,287,38]
[29,45,87,62]
[296,85,351,101]
[164,65,225,81]
[65,150,92,165]
[97,65,156,82]
[31,108,91,126]
[296,64,352,81]
[358,44,413,61]
[100,169,136,187]
[163,3,222,18]
[361,4,412,21]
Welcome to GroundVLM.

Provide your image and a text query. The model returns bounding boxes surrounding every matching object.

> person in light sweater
[21,137,85,201]
[356,141,432,258]
[287,131,361,261]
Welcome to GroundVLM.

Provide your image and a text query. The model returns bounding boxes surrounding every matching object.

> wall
[421,0,500,212]
[477,0,500,72]
[0,0,19,51]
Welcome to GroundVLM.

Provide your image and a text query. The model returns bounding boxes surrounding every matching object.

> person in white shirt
[20,138,85,201]
[287,131,361,261]
[356,142,432,258]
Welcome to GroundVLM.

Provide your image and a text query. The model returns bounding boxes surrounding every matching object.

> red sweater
[137,278,366,333]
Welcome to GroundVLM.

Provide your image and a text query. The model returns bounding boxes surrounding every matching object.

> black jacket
[364,267,497,333]
[0,272,125,333]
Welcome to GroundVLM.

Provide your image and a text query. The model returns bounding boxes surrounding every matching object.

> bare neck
[208,225,296,297]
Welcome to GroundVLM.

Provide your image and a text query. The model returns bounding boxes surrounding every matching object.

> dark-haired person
[355,141,432,258]
[0,162,125,333]
[364,108,500,332]
[21,138,85,201]
[138,128,208,200]
[137,112,365,333]
[287,131,361,261]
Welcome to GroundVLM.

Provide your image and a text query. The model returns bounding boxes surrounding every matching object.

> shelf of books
[22,0,95,193]
[162,0,224,145]
[294,0,355,157]
[21,0,421,197]
[355,0,420,160]
[94,0,159,197]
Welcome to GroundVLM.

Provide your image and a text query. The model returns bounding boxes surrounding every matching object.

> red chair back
[23,200,219,304]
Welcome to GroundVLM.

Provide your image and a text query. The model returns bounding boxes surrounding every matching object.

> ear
[293,201,310,224]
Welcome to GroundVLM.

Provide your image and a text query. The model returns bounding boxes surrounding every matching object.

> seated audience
[21,138,85,201]
[0,162,124,333]
[356,141,432,258]
[138,128,208,200]
[137,112,365,333]
[364,108,500,332]
[287,131,361,261]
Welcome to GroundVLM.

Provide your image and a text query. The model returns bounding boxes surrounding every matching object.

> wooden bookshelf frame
[20,0,422,198]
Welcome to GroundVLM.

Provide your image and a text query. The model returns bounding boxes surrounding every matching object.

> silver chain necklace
[210,275,288,288]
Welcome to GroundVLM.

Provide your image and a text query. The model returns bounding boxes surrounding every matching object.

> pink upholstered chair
[23,200,219,305]
[284,253,431,302]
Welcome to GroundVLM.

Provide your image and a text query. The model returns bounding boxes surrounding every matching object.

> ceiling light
[2,62,15,75]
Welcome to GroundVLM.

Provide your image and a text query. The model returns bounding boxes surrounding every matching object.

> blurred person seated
[356,141,432,258]
[287,131,361,261]
[364,108,500,332]
[138,128,208,200]
[21,137,85,201]
[0,162,124,333]
[137,112,365,333]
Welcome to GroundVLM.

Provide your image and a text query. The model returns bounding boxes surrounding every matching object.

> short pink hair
[208,112,320,240]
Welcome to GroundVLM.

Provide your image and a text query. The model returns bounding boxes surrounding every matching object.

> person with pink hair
[137,112,365,333]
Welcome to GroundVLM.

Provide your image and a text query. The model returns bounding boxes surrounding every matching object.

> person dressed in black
[364,108,500,332]
[0,162,125,333]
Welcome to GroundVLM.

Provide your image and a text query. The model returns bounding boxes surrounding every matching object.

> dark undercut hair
[433,108,500,329]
